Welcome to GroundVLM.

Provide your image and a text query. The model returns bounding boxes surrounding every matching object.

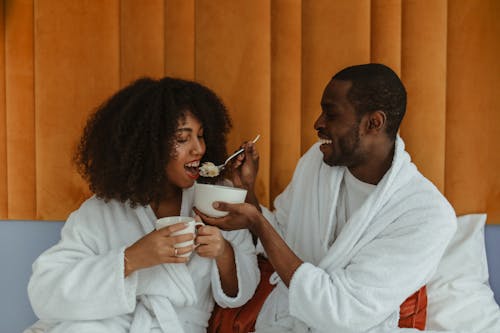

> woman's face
[165,112,206,189]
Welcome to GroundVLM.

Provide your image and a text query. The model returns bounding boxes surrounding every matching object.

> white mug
[155,216,204,257]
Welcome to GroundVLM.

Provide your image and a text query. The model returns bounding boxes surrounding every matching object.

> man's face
[313,79,365,167]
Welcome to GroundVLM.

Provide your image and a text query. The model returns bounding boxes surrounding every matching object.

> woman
[25,77,259,333]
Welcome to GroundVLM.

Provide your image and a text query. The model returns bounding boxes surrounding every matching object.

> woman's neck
[152,186,182,218]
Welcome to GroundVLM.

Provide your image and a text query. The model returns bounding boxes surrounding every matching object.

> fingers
[195,231,226,258]
[193,207,231,226]
[212,201,239,213]
[232,155,244,169]
[168,233,195,245]
[173,244,195,257]
[196,224,218,235]
[245,142,259,159]
[157,222,189,236]
[195,243,224,258]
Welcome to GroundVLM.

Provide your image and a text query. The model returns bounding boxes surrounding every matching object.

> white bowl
[194,183,247,217]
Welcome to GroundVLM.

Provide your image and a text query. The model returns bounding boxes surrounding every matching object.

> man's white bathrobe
[255,137,457,333]
[25,186,259,333]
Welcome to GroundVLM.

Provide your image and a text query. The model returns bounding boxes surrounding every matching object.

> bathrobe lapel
[131,187,199,332]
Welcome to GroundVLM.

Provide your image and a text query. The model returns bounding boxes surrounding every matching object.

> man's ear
[366,110,386,132]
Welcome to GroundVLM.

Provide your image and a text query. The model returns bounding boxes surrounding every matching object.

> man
[197,64,457,332]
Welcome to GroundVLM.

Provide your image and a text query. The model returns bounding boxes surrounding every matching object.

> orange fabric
[5,0,36,219]
[208,257,427,332]
[400,0,448,192]
[398,286,427,330]
[1,1,498,222]
[208,255,275,333]
[0,0,6,218]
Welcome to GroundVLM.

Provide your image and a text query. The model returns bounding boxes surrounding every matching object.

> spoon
[216,134,260,173]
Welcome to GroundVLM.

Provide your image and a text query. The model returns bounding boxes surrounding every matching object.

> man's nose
[314,113,324,130]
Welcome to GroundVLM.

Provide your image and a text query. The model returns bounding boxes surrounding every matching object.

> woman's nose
[191,138,205,155]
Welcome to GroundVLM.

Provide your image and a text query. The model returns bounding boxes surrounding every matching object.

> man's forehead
[322,79,352,102]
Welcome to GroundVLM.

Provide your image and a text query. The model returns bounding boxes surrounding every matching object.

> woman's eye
[176,137,188,143]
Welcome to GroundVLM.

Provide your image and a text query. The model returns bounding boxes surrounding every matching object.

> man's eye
[176,137,188,143]
[325,111,336,119]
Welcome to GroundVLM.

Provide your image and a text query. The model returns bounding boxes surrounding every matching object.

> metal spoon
[216,134,260,173]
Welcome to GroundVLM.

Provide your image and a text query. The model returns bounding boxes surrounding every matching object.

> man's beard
[325,122,362,167]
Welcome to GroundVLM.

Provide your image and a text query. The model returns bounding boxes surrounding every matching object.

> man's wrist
[248,212,265,236]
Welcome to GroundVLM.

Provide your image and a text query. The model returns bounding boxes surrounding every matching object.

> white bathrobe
[255,137,457,333]
[25,185,259,333]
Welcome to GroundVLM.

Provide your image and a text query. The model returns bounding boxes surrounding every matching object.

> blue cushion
[485,224,500,305]
[1,220,499,332]
[0,221,63,333]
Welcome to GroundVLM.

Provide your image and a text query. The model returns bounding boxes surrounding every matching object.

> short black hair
[333,63,406,139]
[75,77,232,207]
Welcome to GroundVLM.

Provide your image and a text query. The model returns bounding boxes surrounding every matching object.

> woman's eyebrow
[176,126,204,133]
[176,128,193,133]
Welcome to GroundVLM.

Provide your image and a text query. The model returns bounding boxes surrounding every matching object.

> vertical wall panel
[196,0,271,205]
[0,1,498,222]
[371,0,401,74]
[446,0,500,223]
[120,0,165,86]
[165,0,195,80]
[270,0,302,202]
[35,1,120,220]
[302,0,371,153]
[400,0,447,192]
[0,0,6,218]
[5,0,35,219]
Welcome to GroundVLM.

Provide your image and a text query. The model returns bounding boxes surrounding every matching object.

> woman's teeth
[184,161,200,175]
[185,161,200,168]
[319,138,332,145]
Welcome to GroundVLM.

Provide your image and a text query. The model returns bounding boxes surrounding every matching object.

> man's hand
[230,142,259,190]
[194,202,262,231]
[196,201,303,287]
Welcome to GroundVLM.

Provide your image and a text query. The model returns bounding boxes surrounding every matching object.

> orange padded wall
[0,0,498,223]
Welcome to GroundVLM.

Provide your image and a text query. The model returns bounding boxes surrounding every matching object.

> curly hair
[75,77,232,207]
[333,63,407,140]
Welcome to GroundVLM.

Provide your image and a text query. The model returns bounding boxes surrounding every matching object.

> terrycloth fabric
[25,186,259,333]
[255,137,457,333]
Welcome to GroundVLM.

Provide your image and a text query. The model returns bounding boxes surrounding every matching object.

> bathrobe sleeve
[288,198,457,332]
[27,210,138,321]
[211,228,259,308]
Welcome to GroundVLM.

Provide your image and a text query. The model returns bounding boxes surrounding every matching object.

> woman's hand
[230,142,259,191]
[124,222,195,276]
[195,224,229,259]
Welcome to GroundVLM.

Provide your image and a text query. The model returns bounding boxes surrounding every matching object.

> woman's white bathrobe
[255,137,457,333]
[25,185,259,333]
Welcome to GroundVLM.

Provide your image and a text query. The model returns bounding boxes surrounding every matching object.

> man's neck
[348,141,395,185]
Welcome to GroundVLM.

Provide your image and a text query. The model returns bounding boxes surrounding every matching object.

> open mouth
[184,160,200,179]
[319,138,332,145]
